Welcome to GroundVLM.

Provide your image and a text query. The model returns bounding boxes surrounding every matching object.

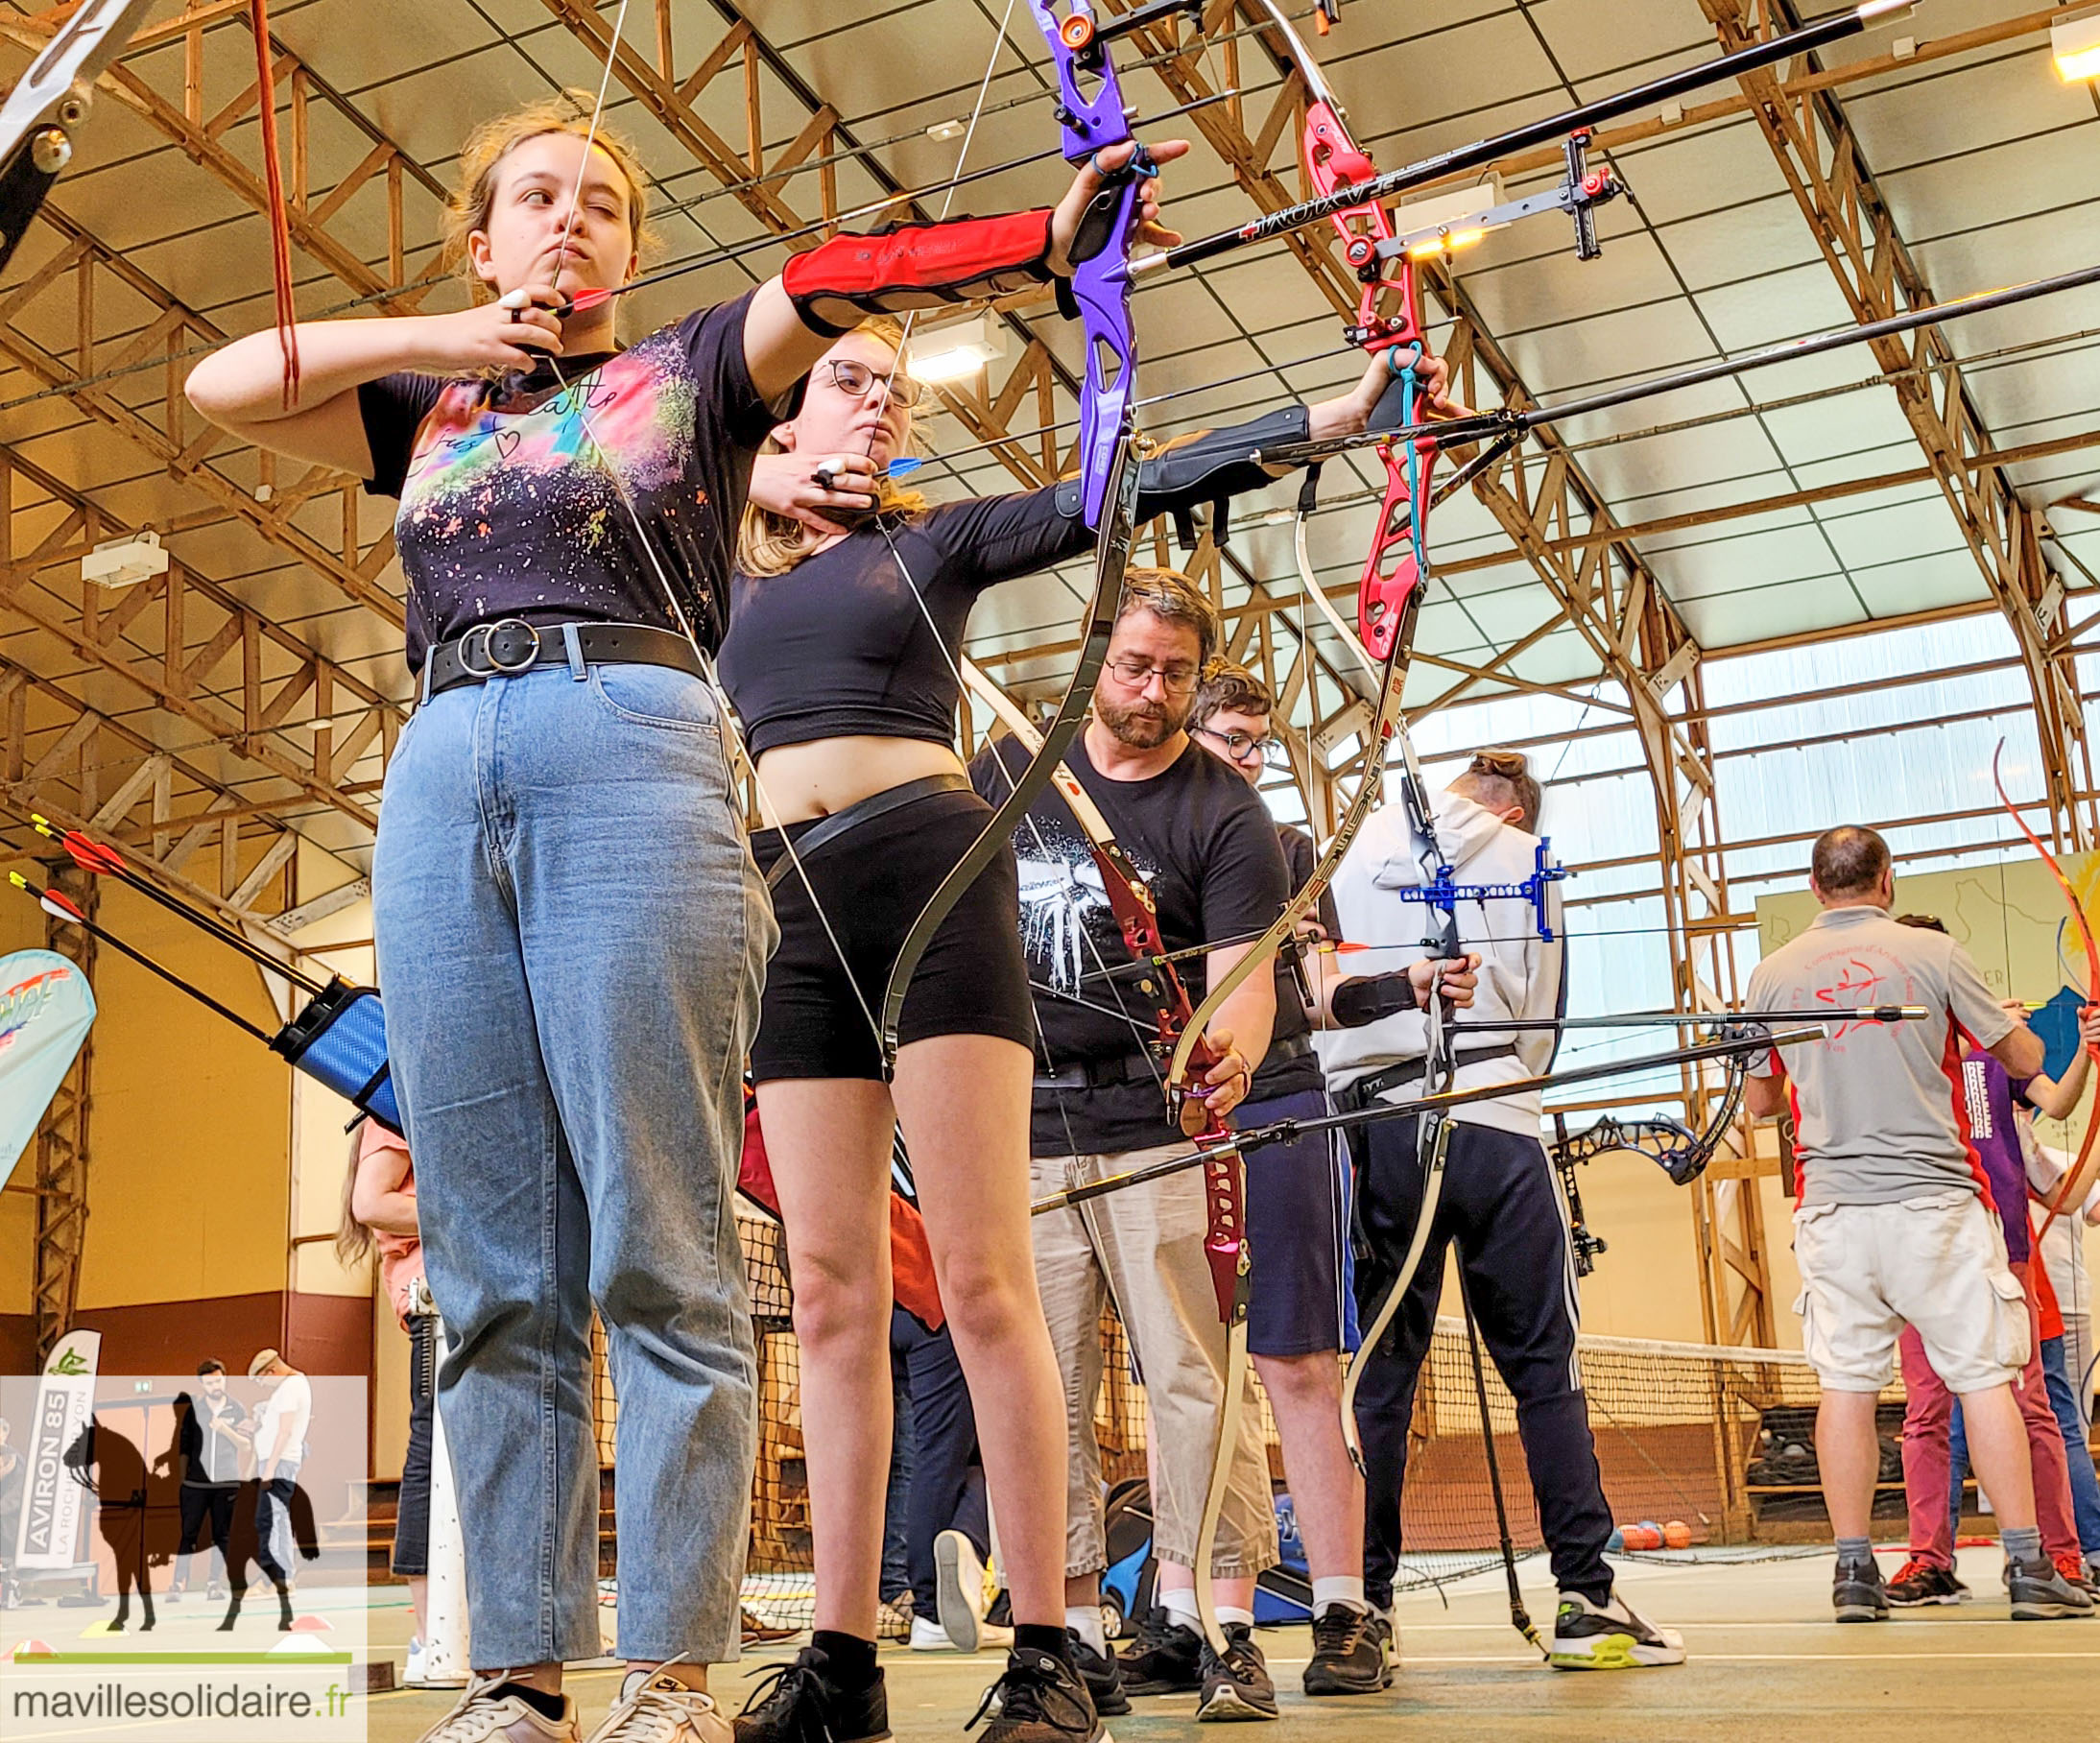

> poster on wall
[0,948,95,1188]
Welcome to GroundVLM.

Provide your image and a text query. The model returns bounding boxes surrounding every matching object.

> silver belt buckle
[458,617,542,677]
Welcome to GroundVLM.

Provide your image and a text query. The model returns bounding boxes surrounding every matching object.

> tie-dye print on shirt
[359,292,788,672]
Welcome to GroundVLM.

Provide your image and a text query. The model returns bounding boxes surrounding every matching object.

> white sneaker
[935,1529,990,1652]
[411,1675,582,1742]
[1547,1589,1685,1670]
[405,1636,427,1686]
[910,1614,958,1652]
[584,1668,731,1742]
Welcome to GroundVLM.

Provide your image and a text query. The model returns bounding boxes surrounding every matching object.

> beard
[1097,690,1187,750]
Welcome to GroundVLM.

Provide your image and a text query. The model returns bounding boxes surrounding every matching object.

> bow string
[1993,741,2100,1241]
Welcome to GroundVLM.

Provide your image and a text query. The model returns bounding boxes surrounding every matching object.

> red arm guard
[782,209,1056,337]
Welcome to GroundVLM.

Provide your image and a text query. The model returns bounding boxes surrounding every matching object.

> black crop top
[719,405,1309,755]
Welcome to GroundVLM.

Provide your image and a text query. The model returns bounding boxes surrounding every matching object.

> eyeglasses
[1195,724,1288,767]
[822,358,924,409]
[1104,656,1201,695]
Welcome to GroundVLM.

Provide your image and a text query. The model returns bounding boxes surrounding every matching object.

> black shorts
[1241,1086,1360,1358]
[751,781,1034,1081]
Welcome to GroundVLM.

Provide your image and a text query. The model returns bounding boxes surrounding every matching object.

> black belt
[759,773,970,892]
[1335,1042,1521,1113]
[1262,1033,1315,1067]
[418,618,703,703]
[1034,1054,1162,1093]
[1033,1032,1312,1095]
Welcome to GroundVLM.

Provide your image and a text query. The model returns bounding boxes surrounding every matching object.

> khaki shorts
[1031,1143,1278,1580]
[1793,1189,2028,1395]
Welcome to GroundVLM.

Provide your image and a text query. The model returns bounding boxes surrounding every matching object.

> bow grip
[1199,1147,1248,1325]
[1359,422,1439,660]
[1066,143,1155,268]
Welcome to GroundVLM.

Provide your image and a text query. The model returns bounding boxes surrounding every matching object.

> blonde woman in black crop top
[716,318,1451,1730]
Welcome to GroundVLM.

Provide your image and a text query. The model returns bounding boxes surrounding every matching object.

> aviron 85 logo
[0,967,70,1051]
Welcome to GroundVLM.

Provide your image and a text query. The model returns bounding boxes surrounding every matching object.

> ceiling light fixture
[2053,4,2100,81]
[81,529,169,589]
[1389,176,1509,258]
[904,310,1005,386]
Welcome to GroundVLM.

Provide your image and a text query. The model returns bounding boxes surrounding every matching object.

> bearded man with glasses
[972,578,1474,1721]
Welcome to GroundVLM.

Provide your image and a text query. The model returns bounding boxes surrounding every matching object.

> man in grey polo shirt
[1744,824,2090,1622]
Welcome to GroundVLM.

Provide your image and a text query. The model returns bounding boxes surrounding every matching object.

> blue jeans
[1946,1335,2100,1557]
[374,660,776,1666]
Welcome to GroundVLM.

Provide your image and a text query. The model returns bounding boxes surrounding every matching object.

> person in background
[1873,923,2099,1607]
[2029,1131,2100,1584]
[887,1309,1006,1654]
[1324,750,1677,1669]
[0,1417,21,1608]
[169,1360,250,1602]
[1183,659,1385,1695]
[2005,1116,2100,1584]
[340,1121,439,1683]
[982,572,1476,1721]
[1743,826,2089,1622]
[248,1349,315,1592]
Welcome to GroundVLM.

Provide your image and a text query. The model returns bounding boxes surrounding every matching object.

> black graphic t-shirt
[1249,823,1339,1104]
[359,292,794,672]
[969,734,1290,1157]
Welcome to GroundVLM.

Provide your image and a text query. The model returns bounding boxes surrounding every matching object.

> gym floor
[340,1550,2089,1740]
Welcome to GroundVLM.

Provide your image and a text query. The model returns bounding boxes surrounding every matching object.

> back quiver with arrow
[17,820,402,1134]
[269,978,400,1134]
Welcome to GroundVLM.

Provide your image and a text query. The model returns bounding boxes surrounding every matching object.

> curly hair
[1190,658,1273,730]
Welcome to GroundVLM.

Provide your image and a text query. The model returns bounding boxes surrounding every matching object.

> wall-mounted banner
[0,949,94,1188]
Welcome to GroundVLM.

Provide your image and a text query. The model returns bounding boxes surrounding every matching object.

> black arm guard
[1330,971,1422,1030]
[1049,405,1312,548]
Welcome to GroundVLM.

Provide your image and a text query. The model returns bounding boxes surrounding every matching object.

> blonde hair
[443,92,656,302]
[336,1128,372,1271]
[736,317,928,578]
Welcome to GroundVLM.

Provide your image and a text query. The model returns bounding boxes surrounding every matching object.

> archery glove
[1050,405,1311,550]
[1330,970,1423,1030]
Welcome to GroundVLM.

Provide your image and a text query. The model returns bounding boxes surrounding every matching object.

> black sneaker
[967,1646,1103,1743]
[2009,1557,2096,1620]
[1196,1624,1277,1722]
[1065,1633,1130,1717]
[1832,1556,1889,1623]
[1885,1558,1969,1607]
[734,1647,891,1743]
[1301,1604,1390,1695]
[1115,1607,1203,1695]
